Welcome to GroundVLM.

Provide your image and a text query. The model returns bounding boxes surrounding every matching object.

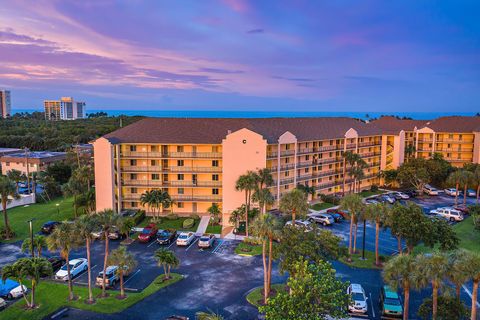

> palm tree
[383,254,417,320]
[20,257,53,308]
[252,188,274,215]
[47,222,80,300]
[63,174,86,218]
[235,171,257,237]
[108,246,137,299]
[364,203,388,266]
[118,217,135,241]
[463,250,480,320]
[339,194,365,255]
[1,261,30,306]
[350,160,367,193]
[460,170,474,205]
[279,188,308,224]
[154,248,180,280]
[96,209,119,297]
[196,310,224,320]
[76,189,96,215]
[255,168,274,189]
[140,190,153,215]
[447,170,463,206]
[405,144,416,160]
[0,175,18,239]
[414,252,449,320]
[74,215,97,303]
[250,213,281,303]
[447,250,471,300]
[473,167,480,204]
[21,235,47,257]
[342,151,356,195]
[6,169,22,194]
[207,203,222,224]
[140,189,170,221]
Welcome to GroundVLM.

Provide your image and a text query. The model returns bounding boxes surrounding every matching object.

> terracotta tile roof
[102,117,382,144]
[421,116,480,133]
[370,116,429,134]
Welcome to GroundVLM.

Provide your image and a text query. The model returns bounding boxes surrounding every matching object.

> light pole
[56,203,60,215]
[27,219,35,257]
[361,219,367,260]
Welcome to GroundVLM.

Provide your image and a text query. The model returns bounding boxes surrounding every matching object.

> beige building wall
[473,132,480,164]
[93,137,116,212]
[222,128,267,220]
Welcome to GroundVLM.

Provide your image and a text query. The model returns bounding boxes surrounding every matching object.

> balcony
[436,139,473,144]
[172,195,222,202]
[164,181,222,187]
[313,181,338,190]
[296,174,313,182]
[122,180,164,186]
[346,143,357,149]
[436,148,474,153]
[121,166,162,172]
[167,166,222,173]
[296,161,313,169]
[361,152,381,159]
[269,163,295,172]
[121,151,221,159]
[313,169,337,178]
[273,177,295,185]
[358,141,381,148]
[280,150,295,157]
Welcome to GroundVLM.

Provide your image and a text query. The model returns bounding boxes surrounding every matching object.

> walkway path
[195,215,210,236]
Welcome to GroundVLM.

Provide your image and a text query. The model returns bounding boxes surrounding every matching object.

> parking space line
[167,241,176,249]
[369,292,375,318]
[185,238,199,251]
[147,240,157,248]
[463,285,480,307]
[211,240,224,253]
[123,269,141,285]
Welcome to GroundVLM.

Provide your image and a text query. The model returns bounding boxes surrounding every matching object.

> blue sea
[12,108,477,120]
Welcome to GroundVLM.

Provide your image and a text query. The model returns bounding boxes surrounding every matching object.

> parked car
[429,207,464,222]
[329,212,344,222]
[138,223,158,243]
[444,188,461,197]
[176,232,195,246]
[453,204,470,214]
[379,194,395,204]
[95,265,131,289]
[389,191,410,200]
[327,208,349,219]
[41,221,60,234]
[55,258,88,281]
[403,189,418,198]
[198,234,215,248]
[108,226,124,240]
[157,229,177,245]
[165,316,189,320]
[0,279,27,299]
[379,285,403,318]
[48,256,66,272]
[285,219,313,231]
[365,198,380,205]
[91,227,103,240]
[423,184,440,196]
[0,297,6,310]
[307,213,334,226]
[466,189,476,197]
[347,283,368,314]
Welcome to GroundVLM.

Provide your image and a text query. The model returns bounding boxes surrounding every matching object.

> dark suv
[41,221,60,234]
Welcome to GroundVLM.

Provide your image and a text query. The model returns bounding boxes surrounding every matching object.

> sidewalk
[195,215,210,236]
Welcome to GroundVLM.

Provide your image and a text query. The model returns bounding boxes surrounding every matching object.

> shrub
[182,218,195,229]
[370,185,379,192]
[165,213,179,220]
[133,210,145,225]
[319,193,340,205]
[189,214,200,220]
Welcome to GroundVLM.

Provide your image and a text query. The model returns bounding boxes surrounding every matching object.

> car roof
[350,283,364,293]
[383,286,399,298]
[105,266,118,272]
[70,258,85,264]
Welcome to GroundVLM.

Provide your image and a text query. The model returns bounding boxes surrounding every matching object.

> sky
[0,0,479,112]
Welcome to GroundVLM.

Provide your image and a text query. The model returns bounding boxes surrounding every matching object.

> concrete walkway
[195,215,210,236]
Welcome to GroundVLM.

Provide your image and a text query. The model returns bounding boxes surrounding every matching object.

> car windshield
[141,229,151,234]
[179,235,188,239]
[352,293,365,301]
[200,237,210,241]
[385,298,401,306]
[61,263,75,271]
[158,231,169,237]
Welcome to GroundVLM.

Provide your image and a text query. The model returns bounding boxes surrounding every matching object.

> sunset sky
[0,0,479,112]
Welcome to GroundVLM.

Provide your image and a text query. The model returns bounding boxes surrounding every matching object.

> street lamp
[27,219,35,257]
[56,203,60,215]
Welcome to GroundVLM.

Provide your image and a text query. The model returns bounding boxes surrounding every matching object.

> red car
[453,204,470,214]
[326,208,350,219]
[138,223,158,243]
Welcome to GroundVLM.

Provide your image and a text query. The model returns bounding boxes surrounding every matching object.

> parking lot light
[56,203,60,215]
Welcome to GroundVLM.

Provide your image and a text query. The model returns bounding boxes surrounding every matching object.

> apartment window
[5,162,9,166]
[177,174,184,181]
[151,160,157,166]
[449,134,453,140]
[151,174,160,180]
[178,188,184,195]
[284,185,288,190]
[285,144,290,150]
[306,155,310,160]
[151,145,158,152]
[177,146,184,152]
[329,164,333,169]
[285,158,290,163]
[329,152,333,157]
[130,173,137,180]
[177,160,184,166]
[162,174,169,182]
[177,202,184,208]
[212,146,219,152]
[130,159,137,166]
[129,145,136,152]
[130,187,137,194]
[305,168,309,173]
[318,165,322,171]
[131,202,136,208]
[459,135,463,141]
[329,176,333,181]
[285,171,290,177]
[212,174,219,181]
[212,160,219,167]
[212,188,219,195]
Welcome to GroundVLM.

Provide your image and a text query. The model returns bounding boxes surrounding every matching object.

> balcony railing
[121,151,221,158]
[296,174,313,182]
[358,141,381,148]
[167,166,222,173]
[313,170,337,178]
[172,195,222,202]
[296,161,313,169]
[436,139,473,144]
[122,180,164,186]
[436,148,473,153]
[121,166,163,172]
[164,181,222,187]
[269,163,295,172]
[346,143,357,149]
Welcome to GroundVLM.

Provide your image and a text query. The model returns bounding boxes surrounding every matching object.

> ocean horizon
[11,108,478,120]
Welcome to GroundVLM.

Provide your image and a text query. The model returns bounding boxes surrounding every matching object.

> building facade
[0,151,67,176]
[0,90,11,118]
[44,97,86,120]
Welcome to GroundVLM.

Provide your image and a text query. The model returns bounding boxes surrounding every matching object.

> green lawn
[310,202,336,211]
[138,217,200,232]
[339,250,387,269]
[1,273,183,320]
[205,223,222,234]
[415,216,480,254]
[358,190,385,198]
[0,197,75,243]
[246,284,287,308]
[234,242,263,256]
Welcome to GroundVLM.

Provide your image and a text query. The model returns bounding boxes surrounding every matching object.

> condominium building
[93,117,405,224]
[44,97,86,120]
[0,151,67,175]
[372,116,480,167]
[0,90,11,118]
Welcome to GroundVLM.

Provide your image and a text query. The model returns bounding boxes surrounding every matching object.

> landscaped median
[246,283,287,308]
[1,273,183,320]
[234,241,263,256]
[339,249,388,269]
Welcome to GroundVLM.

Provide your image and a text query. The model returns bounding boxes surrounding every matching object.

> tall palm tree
[196,310,224,320]
[383,254,417,320]
[460,170,474,205]
[140,190,153,216]
[0,175,18,239]
[207,203,222,224]
[414,252,449,320]
[250,213,281,303]
[342,151,356,195]
[256,168,274,189]
[76,189,96,215]
[447,250,471,300]
[463,250,480,320]
[108,246,137,299]
[63,173,86,218]
[140,189,170,221]
[6,169,22,194]
[19,257,53,308]
[154,248,180,280]
[235,171,257,237]
[74,215,97,303]
[364,202,388,266]
[279,188,309,223]
[339,194,365,255]
[96,209,119,297]
[1,261,30,306]
[21,235,47,257]
[351,159,367,193]
[47,222,80,300]
[447,170,463,206]
[252,188,274,215]
[473,167,480,204]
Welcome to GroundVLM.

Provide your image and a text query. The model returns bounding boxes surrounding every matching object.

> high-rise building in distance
[44,97,86,120]
[0,90,11,118]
